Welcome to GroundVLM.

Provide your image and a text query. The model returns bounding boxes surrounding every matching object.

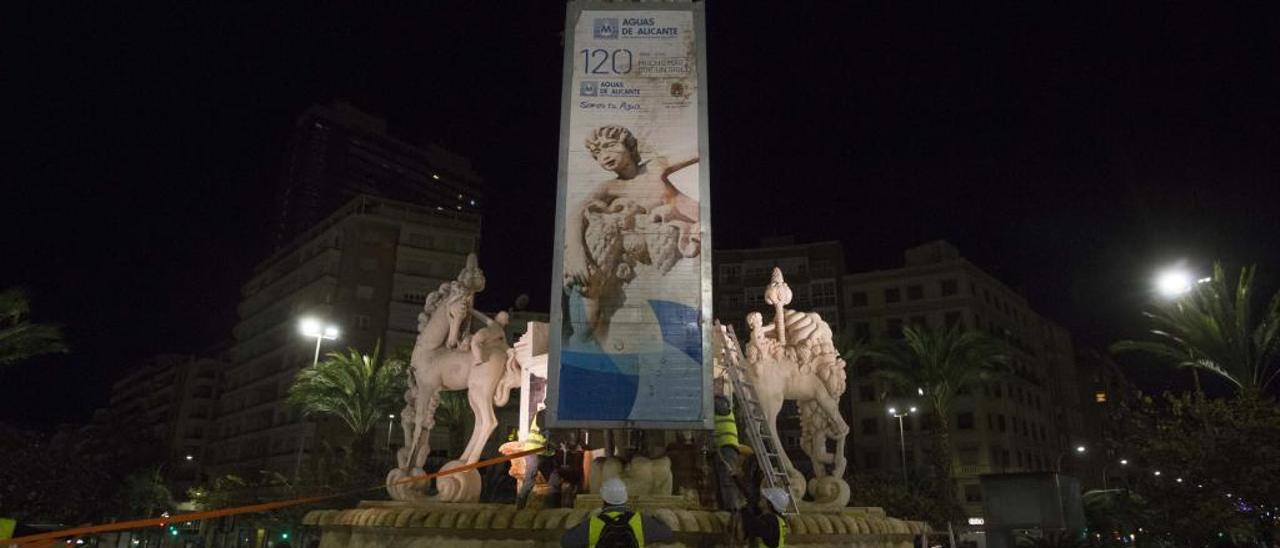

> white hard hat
[536,402,547,412]
[762,487,790,513]
[600,478,628,505]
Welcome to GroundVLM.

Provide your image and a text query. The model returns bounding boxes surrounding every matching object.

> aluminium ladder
[721,325,800,515]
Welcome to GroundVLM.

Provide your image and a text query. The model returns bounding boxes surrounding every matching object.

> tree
[287,341,406,459]
[1110,392,1280,545]
[0,287,68,366]
[871,326,1010,497]
[1111,262,1280,398]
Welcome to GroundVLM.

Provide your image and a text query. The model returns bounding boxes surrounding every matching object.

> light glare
[1156,269,1193,297]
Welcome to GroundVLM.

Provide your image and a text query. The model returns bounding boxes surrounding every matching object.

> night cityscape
[2,2,1278,547]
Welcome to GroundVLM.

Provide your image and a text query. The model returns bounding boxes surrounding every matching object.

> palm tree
[1111,263,1280,398]
[872,326,1011,486]
[0,287,68,366]
[287,341,407,457]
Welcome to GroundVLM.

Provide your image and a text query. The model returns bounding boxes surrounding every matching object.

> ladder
[721,325,800,515]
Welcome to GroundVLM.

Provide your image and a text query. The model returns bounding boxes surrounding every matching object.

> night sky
[3,2,1278,427]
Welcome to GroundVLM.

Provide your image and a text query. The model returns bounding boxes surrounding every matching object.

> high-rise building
[273,102,484,247]
[208,194,482,476]
[841,241,1085,520]
[106,353,225,487]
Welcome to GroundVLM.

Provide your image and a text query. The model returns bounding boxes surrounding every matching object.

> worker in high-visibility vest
[741,487,790,547]
[560,478,673,547]
[712,394,745,511]
[517,405,561,509]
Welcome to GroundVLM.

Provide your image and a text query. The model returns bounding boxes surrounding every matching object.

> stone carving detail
[386,254,522,502]
[715,268,850,508]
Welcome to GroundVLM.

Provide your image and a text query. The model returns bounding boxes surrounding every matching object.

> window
[403,292,426,304]
[354,315,370,330]
[907,284,923,301]
[861,418,879,436]
[983,289,991,304]
[859,384,876,402]
[997,415,1007,432]
[964,484,982,503]
[910,315,928,328]
[719,264,741,284]
[1094,391,1108,403]
[993,384,1002,398]
[957,412,975,430]
[359,257,377,272]
[356,285,374,300]
[849,291,868,307]
[945,311,963,329]
[884,287,901,304]
[941,279,958,297]
[811,280,837,306]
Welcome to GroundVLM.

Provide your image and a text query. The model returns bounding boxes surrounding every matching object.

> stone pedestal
[305,500,930,548]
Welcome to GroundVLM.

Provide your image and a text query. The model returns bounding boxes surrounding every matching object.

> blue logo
[593,18,618,39]
[580,81,598,96]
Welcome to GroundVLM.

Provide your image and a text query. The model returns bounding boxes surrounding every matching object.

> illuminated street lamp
[1156,269,1194,298]
[888,406,917,488]
[299,317,340,366]
[1056,444,1086,472]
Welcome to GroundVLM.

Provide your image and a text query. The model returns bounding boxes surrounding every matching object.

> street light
[387,414,396,451]
[1056,444,1086,472]
[888,406,917,488]
[299,317,340,366]
[296,316,339,480]
[1156,269,1194,298]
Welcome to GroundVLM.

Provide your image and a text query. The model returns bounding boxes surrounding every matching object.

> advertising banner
[547,2,712,429]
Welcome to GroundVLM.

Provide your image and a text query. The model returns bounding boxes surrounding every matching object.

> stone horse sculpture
[386,254,522,502]
[716,267,851,509]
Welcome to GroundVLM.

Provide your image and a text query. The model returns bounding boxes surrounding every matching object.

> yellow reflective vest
[527,416,555,456]
[588,510,645,547]
[714,409,739,449]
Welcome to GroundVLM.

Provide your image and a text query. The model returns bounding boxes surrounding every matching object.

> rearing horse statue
[386,254,521,502]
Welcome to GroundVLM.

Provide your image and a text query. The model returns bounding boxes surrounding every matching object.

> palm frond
[1113,262,1280,395]
[287,339,407,438]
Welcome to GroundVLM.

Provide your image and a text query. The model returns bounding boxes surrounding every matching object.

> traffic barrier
[8,447,539,546]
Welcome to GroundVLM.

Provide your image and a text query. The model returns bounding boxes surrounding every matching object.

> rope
[8,447,540,546]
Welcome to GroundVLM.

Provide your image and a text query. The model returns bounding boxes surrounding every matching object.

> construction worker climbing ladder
[712,394,746,511]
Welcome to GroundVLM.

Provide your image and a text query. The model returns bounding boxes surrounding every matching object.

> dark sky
[3,2,1278,427]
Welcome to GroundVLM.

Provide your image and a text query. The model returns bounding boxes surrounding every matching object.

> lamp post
[295,317,339,480]
[1055,444,1086,473]
[299,317,340,366]
[889,406,917,488]
[387,414,396,451]
[1101,458,1127,489]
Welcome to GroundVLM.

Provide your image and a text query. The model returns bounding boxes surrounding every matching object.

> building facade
[713,237,845,335]
[208,194,482,476]
[273,102,485,248]
[107,353,225,487]
[841,241,1085,518]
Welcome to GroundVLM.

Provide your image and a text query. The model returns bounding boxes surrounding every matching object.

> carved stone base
[306,501,931,548]
[385,461,482,503]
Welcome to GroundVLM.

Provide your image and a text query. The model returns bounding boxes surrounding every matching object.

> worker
[741,487,789,548]
[516,405,561,509]
[561,478,673,547]
[712,394,744,510]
